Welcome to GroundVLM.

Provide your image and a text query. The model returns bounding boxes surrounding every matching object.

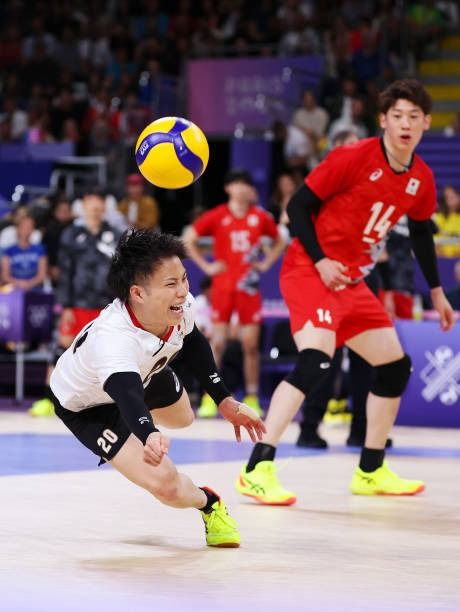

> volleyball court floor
[1,406,459,612]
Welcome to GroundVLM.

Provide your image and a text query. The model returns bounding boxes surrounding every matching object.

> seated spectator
[445,260,460,310]
[118,174,160,229]
[433,185,460,258]
[0,205,42,251]
[41,197,74,286]
[0,96,28,141]
[269,171,298,227]
[443,111,460,137]
[327,97,369,146]
[290,89,329,158]
[1,212,47,291]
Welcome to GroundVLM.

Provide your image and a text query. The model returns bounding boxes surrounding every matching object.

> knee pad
[285,349,332,396]
[371,354,412,398]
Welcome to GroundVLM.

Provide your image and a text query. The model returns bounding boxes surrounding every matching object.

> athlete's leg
[346,327,404,449]
[110,433,207,508]
[239,323,260,396]
[210,322,229,367]
[263,322,336,446]
[149,389,194,429]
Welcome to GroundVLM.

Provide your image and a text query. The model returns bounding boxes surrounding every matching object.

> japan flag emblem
[369,169,383,181]
[405,178,420,196]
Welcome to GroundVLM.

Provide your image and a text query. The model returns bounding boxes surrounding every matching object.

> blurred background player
[29,188,121,416]
[236,79,455,504]
[184,169,286,418]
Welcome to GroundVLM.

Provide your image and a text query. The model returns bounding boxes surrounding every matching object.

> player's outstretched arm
[218,397,266,442]
[408,218,455,331]
[180,324,266,442]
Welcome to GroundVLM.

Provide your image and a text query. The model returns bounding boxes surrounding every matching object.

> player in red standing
[235,79,455,503]
[184,170,286,418]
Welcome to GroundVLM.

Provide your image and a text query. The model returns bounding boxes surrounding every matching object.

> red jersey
[192,203,279,290]
[284,137,436,279]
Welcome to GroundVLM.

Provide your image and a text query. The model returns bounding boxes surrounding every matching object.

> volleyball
[135,117,210,189]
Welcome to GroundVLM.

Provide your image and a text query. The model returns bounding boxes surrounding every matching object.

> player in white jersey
[50,229,265,548]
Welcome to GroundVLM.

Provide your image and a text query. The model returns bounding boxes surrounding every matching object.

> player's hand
[218,396,266,443]
[315,258,352,291]
[430,287,455,331]
[205,260,227,276]
[143,432,170,466]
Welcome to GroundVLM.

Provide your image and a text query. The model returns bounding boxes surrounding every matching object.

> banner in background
[187,56,323,135]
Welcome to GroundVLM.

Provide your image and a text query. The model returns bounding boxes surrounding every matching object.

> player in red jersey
[235,79,455,503]
[184,170,286,417]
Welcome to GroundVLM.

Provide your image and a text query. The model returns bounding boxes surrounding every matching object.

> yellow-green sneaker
[200,496,240,548]
[28,398,55,417]
[236,460,296,505]
[196,393,218,418]
[350,461,425,496]
[323,398,352,425]
[242,394,263,417]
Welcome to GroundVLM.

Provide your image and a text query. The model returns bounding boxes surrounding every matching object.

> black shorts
[53,367,183,464]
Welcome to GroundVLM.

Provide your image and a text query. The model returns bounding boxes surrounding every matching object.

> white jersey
[50,293,196,411]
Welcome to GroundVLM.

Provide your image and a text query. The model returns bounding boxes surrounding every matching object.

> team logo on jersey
[76,232,87,244]
[405,177,420,196]
[222,216,232,226]
[247,214,259,227]
[420,346,460,405]
[369,169,383,181]
[102,231,115,243]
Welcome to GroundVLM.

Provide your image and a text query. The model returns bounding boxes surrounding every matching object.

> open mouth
[170,304,184,313]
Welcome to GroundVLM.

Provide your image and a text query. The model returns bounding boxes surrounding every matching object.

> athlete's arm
[179,325,231,404]
[287,184,351,289]
[286,184,325,263]
[104,371,159,444]
[182,225,226,276]
[408,218,440,288]
[408,218,455,331]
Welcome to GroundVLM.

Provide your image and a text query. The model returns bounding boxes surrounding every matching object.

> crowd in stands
[0,1,456,160]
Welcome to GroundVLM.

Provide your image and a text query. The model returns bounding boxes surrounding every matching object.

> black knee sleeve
[370,354,412,398]
[285,349,332,396]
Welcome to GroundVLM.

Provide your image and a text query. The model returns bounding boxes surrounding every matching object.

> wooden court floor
[1,411,459,612]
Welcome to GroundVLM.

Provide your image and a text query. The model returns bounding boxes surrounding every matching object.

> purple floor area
[1,433,460,477]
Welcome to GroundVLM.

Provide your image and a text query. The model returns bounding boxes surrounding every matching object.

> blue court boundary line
[1,434,459,477]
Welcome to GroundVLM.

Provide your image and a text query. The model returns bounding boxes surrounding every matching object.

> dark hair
[82,186,106,200]
[107,229,187,302]
[331,129,357,147]
[224,169,254,186]
[378,79,432,114]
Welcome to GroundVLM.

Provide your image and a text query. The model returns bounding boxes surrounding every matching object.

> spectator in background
[1,212,47,291]
[29,188,121,417]
[118,174,160,230]
[445,259,460,310]
[327,96,369,145]
[270,171,298,227]
[0,205,42,251]
[433,185,460,258]
[443,111,460,137]
[289,89,329,161]
[41,197,74,287]
[0,96,28,141]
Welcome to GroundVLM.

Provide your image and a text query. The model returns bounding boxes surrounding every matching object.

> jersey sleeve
[407,168,437,221]
[192,207,219,236]
[261,210,280,239]
[305,146,358,201]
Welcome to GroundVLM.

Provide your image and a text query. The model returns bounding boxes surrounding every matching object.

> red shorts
[378,290,414,320]
[280,263,393,347]
[210,286,262,325]
[59,307,102,338]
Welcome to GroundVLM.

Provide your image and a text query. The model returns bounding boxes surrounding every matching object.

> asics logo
[369,169,383,181]
[320,363,330,369]
[241,476,265,495]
